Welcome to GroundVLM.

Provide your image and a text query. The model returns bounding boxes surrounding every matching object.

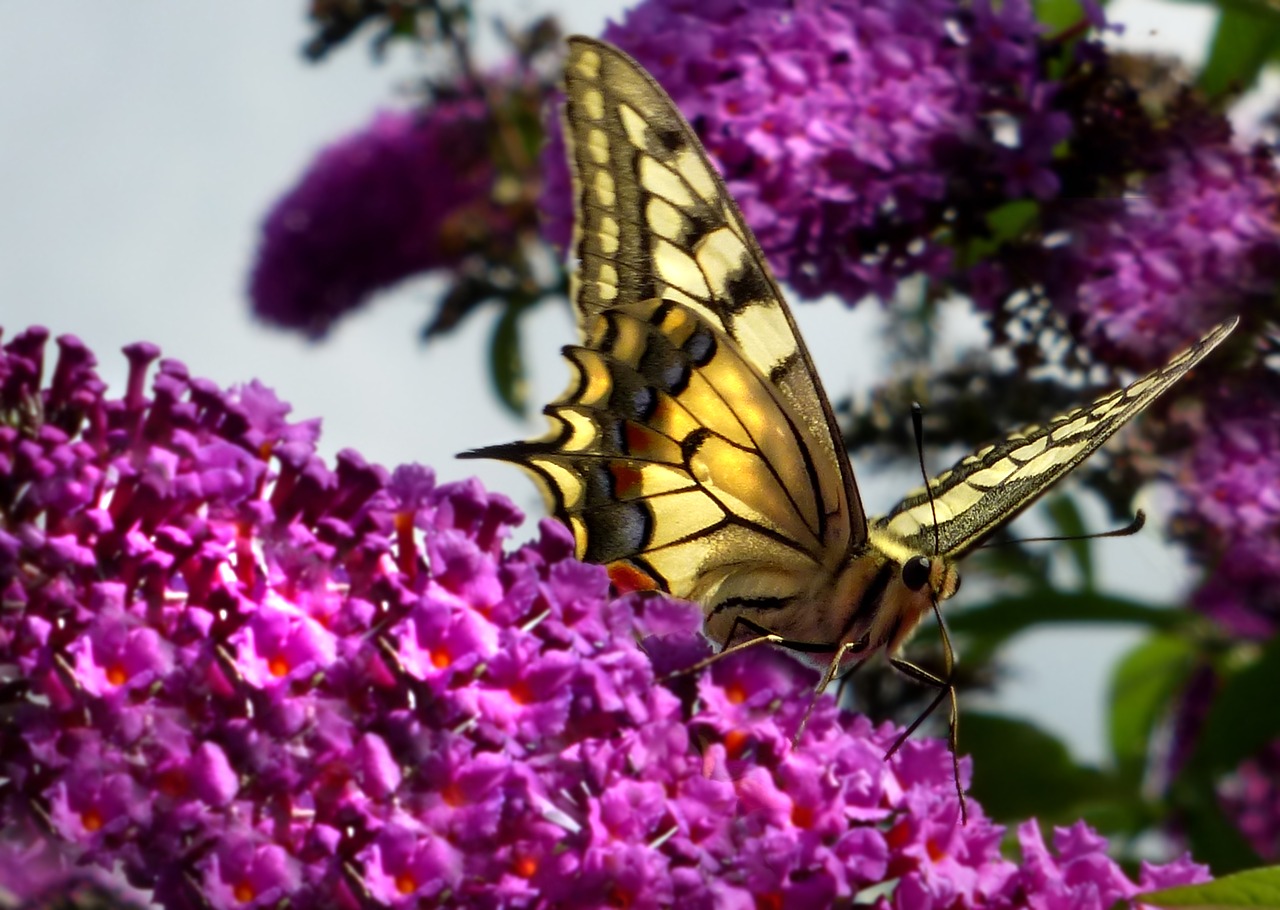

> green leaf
[1108,634,1196,790]
[489,304,528,418]
[1139,865,1280,909]
[1045,495,1092,588]
[1200,5,1280,99]
[958,200,1039,266]
[949,590,1183,640]
[963,712,1116,822]
[1034,0,1093,33]
[1197,635,1280,773]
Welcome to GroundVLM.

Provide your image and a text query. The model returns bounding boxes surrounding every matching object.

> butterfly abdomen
[699,543,952,667]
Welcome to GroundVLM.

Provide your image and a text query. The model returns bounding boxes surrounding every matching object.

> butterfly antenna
[911,402,941,556]
[979,510,1146,548]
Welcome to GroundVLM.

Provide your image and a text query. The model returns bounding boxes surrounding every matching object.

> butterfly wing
[463,38,867,627]
[560,36,858,502]
[874,317,1238,560]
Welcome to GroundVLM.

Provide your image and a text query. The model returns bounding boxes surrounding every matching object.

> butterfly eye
[902,556,932,592]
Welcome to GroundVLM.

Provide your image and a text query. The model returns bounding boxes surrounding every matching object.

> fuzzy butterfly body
[462,37,1236,672]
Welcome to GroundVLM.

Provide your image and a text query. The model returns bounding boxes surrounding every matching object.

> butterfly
[461,36,1237,814]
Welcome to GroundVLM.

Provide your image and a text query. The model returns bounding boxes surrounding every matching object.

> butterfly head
[900,553,961,603]
[839,538,962,659]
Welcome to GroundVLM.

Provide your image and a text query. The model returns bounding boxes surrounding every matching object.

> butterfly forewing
[560,37,867,551]
[464,38,870,608]
[876,316,1238,560]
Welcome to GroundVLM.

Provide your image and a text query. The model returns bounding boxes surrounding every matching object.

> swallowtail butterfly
[462,37,1236,809]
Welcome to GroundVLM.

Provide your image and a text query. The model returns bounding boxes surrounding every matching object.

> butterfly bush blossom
[541,0,1071,303]
[1031,133,1280,368]
[1177,373,1280,638]
[0,327,1209,908]
[248,98,498,336]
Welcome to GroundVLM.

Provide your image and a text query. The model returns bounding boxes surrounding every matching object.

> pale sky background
[0,0,1225,765]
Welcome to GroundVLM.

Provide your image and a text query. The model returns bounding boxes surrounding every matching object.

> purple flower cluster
[1177,374,1280,638]
[248,101,496,336]
[542,0,1070,303]
[1036,137,1280,367]
[0,327,1210,908]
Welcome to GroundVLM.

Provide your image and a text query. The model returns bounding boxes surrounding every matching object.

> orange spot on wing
[608,562,659,594]
[609,462,644,498]
[624,424,660,457]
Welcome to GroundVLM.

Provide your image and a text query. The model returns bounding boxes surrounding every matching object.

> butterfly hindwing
[876,316,1238,560]
[479,299,854,607]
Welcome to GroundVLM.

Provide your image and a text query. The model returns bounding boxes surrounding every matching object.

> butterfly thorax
[698,530,959,668]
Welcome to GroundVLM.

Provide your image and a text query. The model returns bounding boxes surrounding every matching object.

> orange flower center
[791,803,814,829]
[724,729,750,759]
[510,680,534,706]
[395,872,418,895]
[756,892,784,910]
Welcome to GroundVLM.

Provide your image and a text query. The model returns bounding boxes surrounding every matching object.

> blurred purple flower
[248,103,494,336]
[541,0,1069,303]
[1169,671,1280,864]
[1178,374,1280,637]
[0,326,1211,908]
[1026,129,1279,367]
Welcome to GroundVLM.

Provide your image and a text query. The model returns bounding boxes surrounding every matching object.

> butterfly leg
[657,614,787,682]
[833,653,869,711]
[709,617,872,745]
[886,600,967,824]
[794,639,867,742]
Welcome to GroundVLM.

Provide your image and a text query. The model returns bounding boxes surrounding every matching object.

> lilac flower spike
[0,327,1209,908]
[1179,373,1280,637]
[248,104,494,336]
[1042,138,1280,367]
